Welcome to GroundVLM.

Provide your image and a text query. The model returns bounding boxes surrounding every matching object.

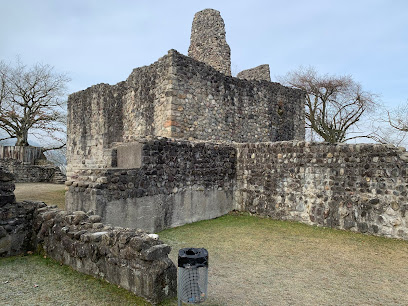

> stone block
[237,64,271,82]
[116,143,143,169]
[140,244,171,261]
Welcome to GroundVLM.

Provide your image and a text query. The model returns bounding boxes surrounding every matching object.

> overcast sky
[1,0,407,110]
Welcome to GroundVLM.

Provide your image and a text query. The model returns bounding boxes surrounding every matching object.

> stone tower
[188,9,231,76]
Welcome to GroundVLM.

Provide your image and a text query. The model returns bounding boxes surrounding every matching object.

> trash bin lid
[178,248,208,268]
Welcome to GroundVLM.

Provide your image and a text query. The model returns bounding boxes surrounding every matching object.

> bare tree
[369,101,408,147]
[279,67,377,143]
[0,59,70,147]
[385,102,408,133]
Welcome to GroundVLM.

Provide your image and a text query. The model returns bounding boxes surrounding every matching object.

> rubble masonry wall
[66,137,236,233]
[0,168,177,304]
[67,50,304,173]
[236,141,408,239]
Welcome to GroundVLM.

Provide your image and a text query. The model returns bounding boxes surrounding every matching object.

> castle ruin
[4,9,408,304]
[65,9,304,232]
[66,9,408,240]
[188,9,232,76]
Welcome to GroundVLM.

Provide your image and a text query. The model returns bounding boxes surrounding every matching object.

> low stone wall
[0,167,177,304]
[236,141,408,239]
[0,158,65,183]
[0,168,37,256]
[34,207,176,303]
[67,137,408,240]
[66,137,236,232]
[0,201,39,257]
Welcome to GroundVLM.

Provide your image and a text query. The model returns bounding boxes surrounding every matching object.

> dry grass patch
[0,255,151,306]
[14,183,66,209]
[159,213,408,306]
[2,191,408,305]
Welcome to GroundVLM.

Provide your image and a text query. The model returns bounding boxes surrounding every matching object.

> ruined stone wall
[0,168,35,257]
[237,64,271,82]
[67,49,304,173]
[0,166,177,303]
[67,52,177,173]
[66,137,236,232]
[67,83,125,171]
[0,168,15,205]
[0,146,65,183]
[168,51,305,142]
[0,201,38,257]
[123,53,176,142]
[0,202,177,303]
[236,142,408,239]
[34,206,176,303]
[0,158,65,183]
[188,9,231,76]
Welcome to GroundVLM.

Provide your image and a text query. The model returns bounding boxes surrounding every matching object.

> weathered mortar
[188,8,231,76]
[236,141,408,239]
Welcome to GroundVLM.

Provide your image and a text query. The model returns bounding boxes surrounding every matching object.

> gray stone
[188,9,231,76]
[0,226,7,238]
[237,64,271,82]
[140,244,171,261]
[117,142,143,168]
[89,215,102,223]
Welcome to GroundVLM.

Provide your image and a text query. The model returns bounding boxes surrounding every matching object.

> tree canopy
[279,67,377,143]
[0,59,70,147]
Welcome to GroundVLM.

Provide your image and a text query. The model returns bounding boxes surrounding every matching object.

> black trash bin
[178,248,208,304]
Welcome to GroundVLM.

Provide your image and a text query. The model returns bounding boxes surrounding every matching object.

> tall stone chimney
[188,9,231,76]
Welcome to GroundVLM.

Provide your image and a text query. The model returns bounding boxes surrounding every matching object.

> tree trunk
[15,132,29,146]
